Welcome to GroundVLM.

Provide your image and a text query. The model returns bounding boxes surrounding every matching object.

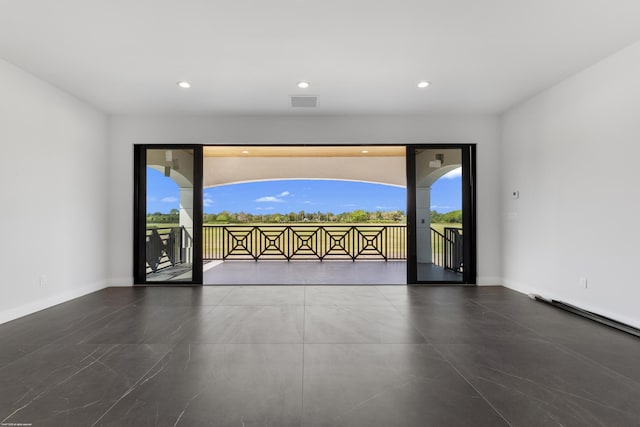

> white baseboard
[0,280,108,325]
[476,276,502,286]
[501,279,538,295]
[502,279,640,331]
[108,277,134,287]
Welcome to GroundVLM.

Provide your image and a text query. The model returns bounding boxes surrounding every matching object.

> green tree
[350,209,368,223]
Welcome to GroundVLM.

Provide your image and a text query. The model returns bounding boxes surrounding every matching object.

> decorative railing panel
[146,227,184,273]
[203,224,406,261]
[430,226,463,272]
[444,227,464,272]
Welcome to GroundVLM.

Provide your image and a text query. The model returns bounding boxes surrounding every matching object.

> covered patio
[145,146,464,284]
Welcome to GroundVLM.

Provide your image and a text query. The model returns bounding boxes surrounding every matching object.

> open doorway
[202,145,407,285]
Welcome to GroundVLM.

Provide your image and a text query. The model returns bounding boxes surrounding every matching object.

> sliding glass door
[134,145,203,284]
[406,145,476,284]
[132,143,474,285]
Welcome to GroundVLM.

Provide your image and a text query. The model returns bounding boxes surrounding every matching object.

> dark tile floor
[1,285,639,426]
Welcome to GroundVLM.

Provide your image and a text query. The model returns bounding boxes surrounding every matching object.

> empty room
[1,1,640,426]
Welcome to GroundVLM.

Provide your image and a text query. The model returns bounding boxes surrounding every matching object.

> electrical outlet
[579,277,587,288]
[40,274,47,286]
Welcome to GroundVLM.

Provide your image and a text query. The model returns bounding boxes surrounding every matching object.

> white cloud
[256,191,291,203]
[161,196,179,203]
[256,196,284,203]
[441,167,462,179]
[375,205,398,210]
[256,207,275,210]
[203,198,214,207]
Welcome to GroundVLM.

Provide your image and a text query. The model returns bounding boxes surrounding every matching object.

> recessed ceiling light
[417,81,430,89]
[297,81,310,89]
[361,150,369,154]
[241,150,249,154]
[177,81,191,89]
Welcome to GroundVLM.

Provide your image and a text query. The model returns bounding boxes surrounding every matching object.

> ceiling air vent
[291,95,318,108]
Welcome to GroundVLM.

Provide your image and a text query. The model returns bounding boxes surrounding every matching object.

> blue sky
[146,167,461,214]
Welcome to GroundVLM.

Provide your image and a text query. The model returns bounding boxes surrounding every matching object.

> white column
[416,187,432,263]
[179,187,194,263]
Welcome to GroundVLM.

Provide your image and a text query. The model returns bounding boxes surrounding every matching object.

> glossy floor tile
[132,286,232,306]
[305,285,394,306]
[95,343,303,427]
[0,343,170,426]
[437,335,640,426]
[396,302,538,344]
[303,344,508,426]
[0,285,638,426]
[305,305,426,343]
[181,305,304,344]
[62,305,207,345]
[219,285,305,305]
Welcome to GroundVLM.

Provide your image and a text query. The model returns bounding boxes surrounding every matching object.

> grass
[146,224,179,230]
[430,222,462,235]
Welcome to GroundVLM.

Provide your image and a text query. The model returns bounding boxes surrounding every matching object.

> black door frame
[133,144,203,285]
[406,144,477,285]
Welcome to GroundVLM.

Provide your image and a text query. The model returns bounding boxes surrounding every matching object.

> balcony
[146,224,462,283]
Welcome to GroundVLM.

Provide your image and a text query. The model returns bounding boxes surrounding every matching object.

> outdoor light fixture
[164,150,179,176]
[361,150,369,154]
[241,150,249,154]
[429,153,444,168]
[177,81,191,89]
[417,81,430,89]
[297,81,310,89]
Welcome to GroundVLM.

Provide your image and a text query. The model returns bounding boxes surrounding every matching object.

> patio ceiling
[203,145,406,188]
[204,146,405,158]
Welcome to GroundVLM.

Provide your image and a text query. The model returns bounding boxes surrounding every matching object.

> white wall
[108,115,501,285]
[0,59,109,323]
[501,40,640,328]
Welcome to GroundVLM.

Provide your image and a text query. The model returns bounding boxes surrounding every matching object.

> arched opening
[201,147,408,284]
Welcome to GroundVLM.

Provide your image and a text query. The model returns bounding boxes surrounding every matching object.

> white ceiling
[2,0,640,115]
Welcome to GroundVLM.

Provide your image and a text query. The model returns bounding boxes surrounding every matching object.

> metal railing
[430,226,463,272]
[146,224,461,270]
[203,224,406,261]
[146,227,185,273]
